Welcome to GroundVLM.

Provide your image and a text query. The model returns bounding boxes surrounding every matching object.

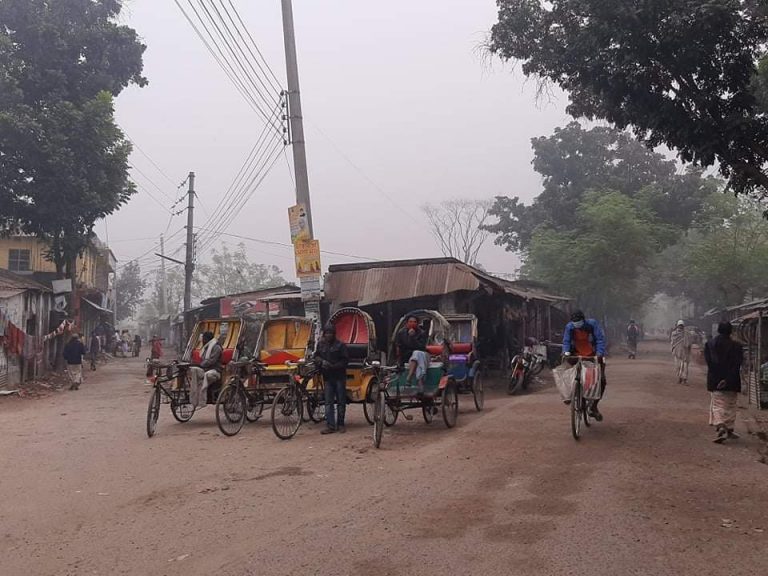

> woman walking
[705,321,743,443]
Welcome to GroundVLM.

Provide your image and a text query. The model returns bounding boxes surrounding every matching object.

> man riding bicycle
[563,310,607,421]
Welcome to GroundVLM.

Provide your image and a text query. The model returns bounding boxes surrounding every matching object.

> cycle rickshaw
[146,318,242,438]
[444,314,484,411]
[371,309,459,448]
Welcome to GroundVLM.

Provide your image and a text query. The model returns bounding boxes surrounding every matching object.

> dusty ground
[1,343,766,576]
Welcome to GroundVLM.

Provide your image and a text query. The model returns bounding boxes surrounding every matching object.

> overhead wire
[122,128,179,188]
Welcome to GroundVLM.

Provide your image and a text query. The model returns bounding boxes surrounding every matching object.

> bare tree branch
[422,199,493,266]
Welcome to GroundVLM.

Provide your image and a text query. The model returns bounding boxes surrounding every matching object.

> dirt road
[1,345,766,576]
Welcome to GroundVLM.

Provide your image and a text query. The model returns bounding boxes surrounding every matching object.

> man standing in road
[316,325,349,435]
[63,333,87,390]
[626,320,640,359]
[189,331,222,409]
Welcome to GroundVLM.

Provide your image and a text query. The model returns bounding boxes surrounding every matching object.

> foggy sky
[103,0,571,283]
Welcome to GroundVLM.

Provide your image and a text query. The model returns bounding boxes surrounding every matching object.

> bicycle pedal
[403,413,414,421]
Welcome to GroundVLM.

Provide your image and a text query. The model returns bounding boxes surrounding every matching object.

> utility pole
[281,0,314,237]
[183,172,195,339]
[159,234,168,316]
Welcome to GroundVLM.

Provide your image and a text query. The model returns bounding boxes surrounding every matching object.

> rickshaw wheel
[306,389,326,424]
[472,371,485,411]
[271,385,303,440]
[216,385,246,437]
[373,390,385,448]
[442,382,458,428]
[245,391,265,422]
[422,404,435,424]
[383,401,398,427]
[171,401,195,423]
[362,378,379,425]
[146,386,161,438]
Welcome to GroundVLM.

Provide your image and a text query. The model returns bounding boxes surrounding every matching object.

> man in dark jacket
[316,325,349,434]
[705,321,743,443]
[63,333,87,390]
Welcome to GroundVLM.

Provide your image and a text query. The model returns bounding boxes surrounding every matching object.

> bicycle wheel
[373,390,385,448]
[583,400,592,428]
[146,386,161,438]
[245,390,265,422]
[530,358,545,376]
[384,399,398,427]
[570,380,582,440]
[472,370,484,411]
[306,380,326,424]
[441,382,458,428]
[362,378,379,425]
[216,385,246,437]
[271,385,303,440]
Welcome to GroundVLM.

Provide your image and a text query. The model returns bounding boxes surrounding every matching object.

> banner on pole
[288,204,311,244]
[294,239,321,278]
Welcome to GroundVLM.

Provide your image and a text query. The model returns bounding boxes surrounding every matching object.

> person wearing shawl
[189,331,222,409]
[670,320,692,383]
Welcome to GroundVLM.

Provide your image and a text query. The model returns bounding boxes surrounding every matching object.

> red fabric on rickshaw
[426,345,444,357]
[334,313,369,344]
[450,343,472,354]
[261,350,301,365]
[221,349,234,365]
[191,349,202,364]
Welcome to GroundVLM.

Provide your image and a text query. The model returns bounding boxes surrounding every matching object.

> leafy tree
[115,260,147,321]
[656,194,768,311]
[524,190,659,323]
[0,0,146,276]
[485,122,718,251]
[489,1,768,197]
[196,243,286,299]
[422,200,492,265]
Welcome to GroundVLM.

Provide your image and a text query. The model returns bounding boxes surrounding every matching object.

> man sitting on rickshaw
[396,316,429,389]
[190,331,223,408]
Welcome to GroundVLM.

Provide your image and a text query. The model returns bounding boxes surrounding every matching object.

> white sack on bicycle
[553,365,577,401]
[581,361,603,400]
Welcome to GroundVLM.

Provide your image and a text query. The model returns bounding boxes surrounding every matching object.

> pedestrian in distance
[671,320,692,383]
[88,331,101,371]
[316,325,349,435]
[705,321,743,444]
[63,333,87,390]
[626,319,640,359]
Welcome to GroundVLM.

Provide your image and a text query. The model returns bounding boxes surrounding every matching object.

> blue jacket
[563,319,606,357]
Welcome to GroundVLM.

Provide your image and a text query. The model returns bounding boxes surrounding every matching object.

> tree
[115,260,147,321]
[484,122,719,252]
[489,1,768,197]
[656,194,768,311]
[422,200,492,265]
[196,243,287,299]
[524,190,660,322]
[0,0,146,277]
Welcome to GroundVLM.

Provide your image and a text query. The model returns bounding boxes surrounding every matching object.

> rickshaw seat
[259,349,304,365]
[190,348,234,365]
[426,345,445,357]
[347,344,369,361]
[450,343,472,355]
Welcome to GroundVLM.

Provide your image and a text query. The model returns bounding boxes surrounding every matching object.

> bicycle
[215,359,267,437]
[564,355,603,440]
[270,360,325,440]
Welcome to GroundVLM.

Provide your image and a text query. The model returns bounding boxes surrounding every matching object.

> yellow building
[0,234,116,333]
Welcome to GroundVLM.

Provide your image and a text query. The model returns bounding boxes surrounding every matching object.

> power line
[130,176,173,214]
[128,163,174,202]
[122,129,179,188]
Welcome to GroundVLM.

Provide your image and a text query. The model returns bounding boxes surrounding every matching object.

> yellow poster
[294,240,321,278]
[288,204,311,244]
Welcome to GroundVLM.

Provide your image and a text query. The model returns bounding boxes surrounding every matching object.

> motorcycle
[507,339,547,395]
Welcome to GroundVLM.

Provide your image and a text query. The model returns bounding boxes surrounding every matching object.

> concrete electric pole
[159,234,167,316]
[183,172,195,335]
[281,0,314,238]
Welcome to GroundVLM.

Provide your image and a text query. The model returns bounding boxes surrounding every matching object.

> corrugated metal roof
[0,268,51,292]
[0,289,24,299]
[325,258,567,306]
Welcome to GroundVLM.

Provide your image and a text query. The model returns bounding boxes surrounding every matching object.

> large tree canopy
[484,122,719,251]
[0,0,146,276]
[116,260,147,321]
[490,1,768,197]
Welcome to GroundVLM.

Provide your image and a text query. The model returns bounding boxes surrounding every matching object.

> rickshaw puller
[316,325,349,434]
